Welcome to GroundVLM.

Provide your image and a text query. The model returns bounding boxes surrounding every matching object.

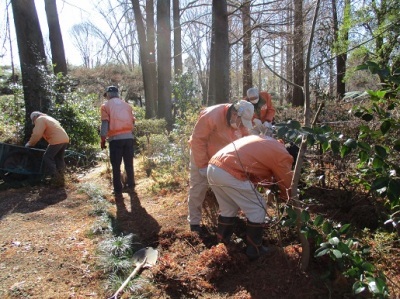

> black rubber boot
[217,215,237,244]
[245,220,272,260]
[190,224,202,234]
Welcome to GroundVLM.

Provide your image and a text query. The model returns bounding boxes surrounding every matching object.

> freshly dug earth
[0,161,399,298]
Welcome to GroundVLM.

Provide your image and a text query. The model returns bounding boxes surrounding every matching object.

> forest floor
[0,160,399,299]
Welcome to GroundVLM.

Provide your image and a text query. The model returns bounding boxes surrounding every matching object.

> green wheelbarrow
[0,142,45,181]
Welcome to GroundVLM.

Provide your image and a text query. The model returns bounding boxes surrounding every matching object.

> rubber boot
[190,224,202,234]
[217,216,237,244]
[245,220,271,260]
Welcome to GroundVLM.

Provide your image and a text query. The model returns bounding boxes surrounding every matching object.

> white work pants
[207,164,266,223]
[187,151,209,225]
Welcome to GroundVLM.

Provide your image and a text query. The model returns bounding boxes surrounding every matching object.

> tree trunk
[11,0,52,141]
[173,0,183,76]
[157,0,172,129]
[44,0,67,76]
[211,0,229,105]
[292,0,304,107]
[285,2,293,104]
[146,0,158,115]
[332,0,348,100]
[131,0,156,118]
[242,0,252,96]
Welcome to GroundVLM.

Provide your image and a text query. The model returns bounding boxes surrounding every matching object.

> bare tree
[292,0,305,106]
[173,0,183,76]
[70,22,102,68]
[131,0,157,118]
[242,0,252,95]
[157,0,172,128]
[209,0,230,105]
[44,0,67,76]
[11,0,52,141]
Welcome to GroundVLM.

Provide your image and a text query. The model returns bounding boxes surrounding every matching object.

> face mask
[250,97,259,104]
[230,114,240,129]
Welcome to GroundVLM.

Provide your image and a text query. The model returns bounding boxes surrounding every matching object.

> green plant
[282,207,390,298]
[343,62,400,234]
[50,92,99,153]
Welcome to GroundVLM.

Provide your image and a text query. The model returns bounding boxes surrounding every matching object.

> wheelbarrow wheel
[1,152,37,181]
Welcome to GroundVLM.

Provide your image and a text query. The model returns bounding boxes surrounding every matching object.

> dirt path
[0,161,189,298]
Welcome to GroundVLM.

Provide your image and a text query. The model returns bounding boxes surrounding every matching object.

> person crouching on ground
[25,111,69,185]
[207,134,295,260]
[187,100,254,234]
[100,86,136,198]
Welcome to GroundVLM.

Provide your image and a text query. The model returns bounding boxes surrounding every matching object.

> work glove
[101,136,107,149]
[198,167,207,178]
[262,121,273,136]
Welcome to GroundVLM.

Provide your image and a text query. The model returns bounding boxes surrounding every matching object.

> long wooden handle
[109,257,148,299]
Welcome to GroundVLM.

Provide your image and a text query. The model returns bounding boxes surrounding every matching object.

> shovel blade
[132,247,158,267]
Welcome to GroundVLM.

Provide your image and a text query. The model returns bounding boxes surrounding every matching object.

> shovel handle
[108,257,147,299]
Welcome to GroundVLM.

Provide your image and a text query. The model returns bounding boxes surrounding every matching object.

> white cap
[30,111,45,122]
[233,100,254,130]
[247,87,259,98]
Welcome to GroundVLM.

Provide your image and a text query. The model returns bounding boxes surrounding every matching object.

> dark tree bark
[146,0,158,114]
[332,0,348,100]
[292,0,305,107]
[44,0,67,76]
[285,2,293,104]
[131,0,156,118]
[11,0,52,141]
[173,0,183,76]
[156,0,172,129]
[209,0,229,105]
[242,0,252,96]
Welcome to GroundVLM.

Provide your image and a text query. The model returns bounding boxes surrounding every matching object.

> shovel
[108,247,159,299]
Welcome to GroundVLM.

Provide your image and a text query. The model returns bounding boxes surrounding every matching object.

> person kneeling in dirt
[25,111,70,185]
[187,100,254,234]
[207,134,295,260]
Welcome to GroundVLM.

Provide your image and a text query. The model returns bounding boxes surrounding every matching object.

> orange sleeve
[189,109,214,168]
[259,91,275,123]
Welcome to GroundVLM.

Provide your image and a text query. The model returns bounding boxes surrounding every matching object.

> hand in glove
[262,121,273,136]
[253,118,262,128]
[101,136,107,149]
[263,121,273,129]
[252,118,264,134]
[198,167,208,178]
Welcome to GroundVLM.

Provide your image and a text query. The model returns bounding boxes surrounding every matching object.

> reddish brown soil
[0,162,399,298]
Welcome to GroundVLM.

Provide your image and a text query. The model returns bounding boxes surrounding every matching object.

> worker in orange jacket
[246,87,276,136]
[26,111,69,182]
[207,134,295,259]
[101,86,136,197]
[188,100,254,233]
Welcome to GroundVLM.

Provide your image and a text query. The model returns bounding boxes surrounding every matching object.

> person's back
[209,134,293,197]
[101,96,134,139]
[100,86,136,197]
[28,114,69,146]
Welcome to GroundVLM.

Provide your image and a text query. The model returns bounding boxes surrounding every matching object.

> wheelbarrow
[0,142,45,181]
